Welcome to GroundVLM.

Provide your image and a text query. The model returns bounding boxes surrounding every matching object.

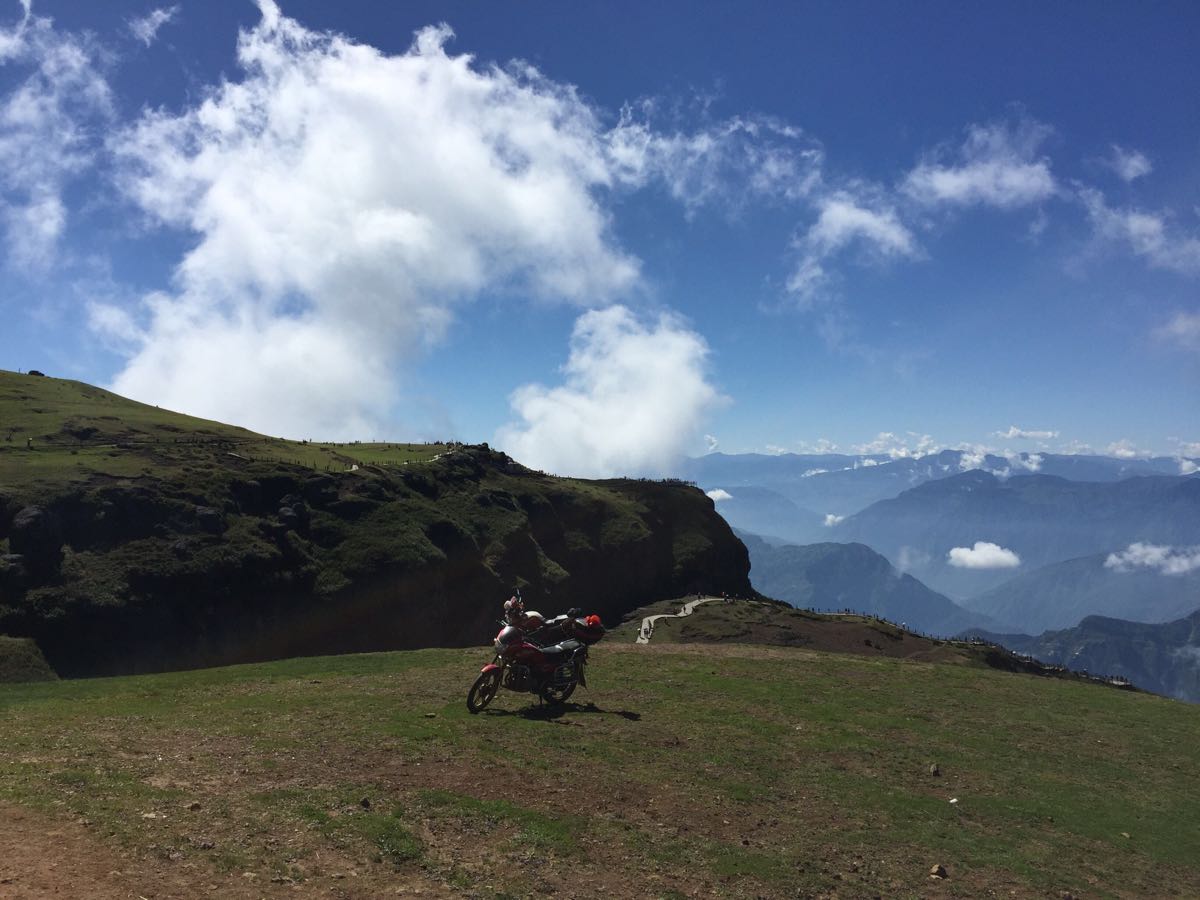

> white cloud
[706,488,732,503]
[1056,440,1096,455]
[1171,645,1200,664]
[703,433,719,453]
[1180,459,1198,476]
[1080,187,1200,276]
[957,446,987,471]
[797,438,839,454]
[995,425,1059,440]
[0,1,111,269]
[0,0,31,62]
[608,106,823,212]
[102,4,829,439]
[129,5,179,47]
[823,513,844,527]
[87,296,147,346]
[903,118,1056,209]
[1156,311,1200,351]
[1105,145,1152,182]
[787,191,918,302]
[947,541,1021,569]
[1105,439,1149,460]
[496,305,722,477]
[1105,543,1200,576]
[955,444,1044,475]
[1170,439,1200,457]
[1013,452,1043,472]
[896,546,930,572]
[851,431,939,459]
[107,8,655,437]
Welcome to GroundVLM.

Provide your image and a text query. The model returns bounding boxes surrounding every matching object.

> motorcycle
[466,606,606,713]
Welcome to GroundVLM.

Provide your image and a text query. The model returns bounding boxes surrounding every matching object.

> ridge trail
[635,596,720,644]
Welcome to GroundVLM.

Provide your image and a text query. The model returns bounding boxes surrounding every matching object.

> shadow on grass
[481,700,641,723]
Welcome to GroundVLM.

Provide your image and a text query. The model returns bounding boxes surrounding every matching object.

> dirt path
[635,596,718,644]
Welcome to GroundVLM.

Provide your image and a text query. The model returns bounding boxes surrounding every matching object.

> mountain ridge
[966,609,1200,703]
[0,370,751,676]
[964,550,1200,633]
[737,530,993,636]
[831,469,1200,598]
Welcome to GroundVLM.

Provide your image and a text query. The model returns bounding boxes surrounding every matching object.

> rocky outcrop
[9,506,63,578]
[0,447,750,677]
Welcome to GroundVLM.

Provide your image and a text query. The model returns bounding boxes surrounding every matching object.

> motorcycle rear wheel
[467,670,501,714]
[540,678,577,705]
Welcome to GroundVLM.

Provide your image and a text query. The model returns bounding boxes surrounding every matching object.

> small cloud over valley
[1105,543,1200,576]
[947,541,1021,569]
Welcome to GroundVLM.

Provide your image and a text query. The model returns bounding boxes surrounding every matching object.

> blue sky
[1,0,1198,475]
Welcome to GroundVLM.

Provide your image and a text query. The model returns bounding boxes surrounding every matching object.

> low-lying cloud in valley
[947,541,1021,569]
[1105,543,1200,576]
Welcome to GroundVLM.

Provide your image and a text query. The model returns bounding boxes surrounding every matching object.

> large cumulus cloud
[496,306,722,477]
[97,1,808,447]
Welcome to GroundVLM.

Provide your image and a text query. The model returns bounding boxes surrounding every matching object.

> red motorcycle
[467,608,606,713]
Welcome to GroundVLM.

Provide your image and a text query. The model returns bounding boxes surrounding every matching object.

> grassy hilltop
[0,369,750,676]
[1,629,1198,898]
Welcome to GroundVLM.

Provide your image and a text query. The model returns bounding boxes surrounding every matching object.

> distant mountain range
[966,610,1200,703]
[738,531,993,636]
[681,449,1195,521]
[703,486,826,545]
[831,470,1200,599]
[963,552,1200,633]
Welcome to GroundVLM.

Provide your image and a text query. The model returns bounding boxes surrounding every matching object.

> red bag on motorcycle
[565,614,605,645]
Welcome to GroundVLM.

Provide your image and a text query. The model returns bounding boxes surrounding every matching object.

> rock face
[0,446,751,677]
[9,506,63,578]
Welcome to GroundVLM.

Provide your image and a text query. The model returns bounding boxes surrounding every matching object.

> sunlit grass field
[2,640,1197,898]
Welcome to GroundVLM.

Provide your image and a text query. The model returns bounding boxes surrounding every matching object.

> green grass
[0,370,452,491]
[1,643,1198,897]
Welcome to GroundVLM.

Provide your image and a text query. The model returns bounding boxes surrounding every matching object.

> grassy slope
[610,597,1137,689]
[1,642,1197,898]
[0,368,453,495]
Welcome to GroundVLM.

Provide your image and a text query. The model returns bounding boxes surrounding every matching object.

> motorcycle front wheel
[467,669,501,714]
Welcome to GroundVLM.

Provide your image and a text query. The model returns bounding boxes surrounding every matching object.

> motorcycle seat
[540,639,582,657]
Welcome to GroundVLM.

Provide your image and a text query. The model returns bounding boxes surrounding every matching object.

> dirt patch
[0,802,454,899]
